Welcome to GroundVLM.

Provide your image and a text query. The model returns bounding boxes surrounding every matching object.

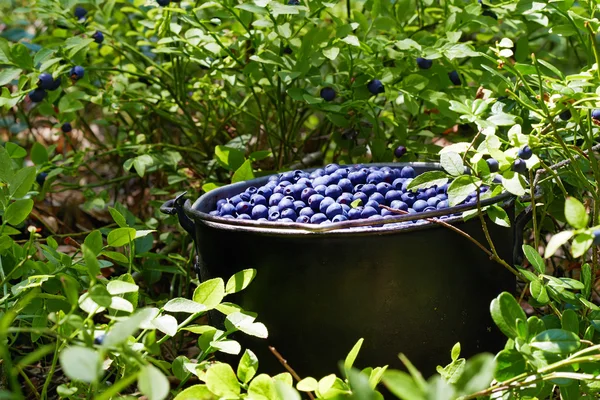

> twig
[534,142,600,187]
[269,346,315,400]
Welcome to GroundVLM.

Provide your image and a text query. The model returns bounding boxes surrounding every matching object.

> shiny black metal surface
[162,163,517,377]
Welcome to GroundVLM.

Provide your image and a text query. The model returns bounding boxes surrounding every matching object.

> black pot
[161,163,524,377]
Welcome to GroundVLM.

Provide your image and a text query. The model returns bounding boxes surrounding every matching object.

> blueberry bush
[4,0,600,398]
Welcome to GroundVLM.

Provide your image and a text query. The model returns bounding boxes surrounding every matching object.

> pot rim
[183,162,515,236]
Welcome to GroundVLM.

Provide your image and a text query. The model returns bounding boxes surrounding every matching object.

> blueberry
[288,0,300,4]
[352,192,368,205]
[310,213,328,224]
[390,200,408,211]
[245,186,258,195]
[252,204,268,219]
[367,79,385,95]
[319,197,336,213]
[369,192,385,205]
[400,192,416,206]
[314,184,327,195]
[250,194,267,206]
[559,109,571,121]
[284,183,304,199]
[416,57,433,70]
[92,31,104,44]
[325,203,343,219]
[279,218,294,222]
[337,192,354,205]
[301,188,316,202]
[401,179,413,191]
[236,201,251,215]
[376,182,391,195]
[239,192,251,201]
[448,70,461,85]
[482,9,498,19]
[486,158,499,173]
[94,335,105,345]
[423,206,437,212]
[366,171,384,184]
[400,166,415,179]
[332,214,348,223]
[348,208,362,220]
[325,163,340,174]
[436,183,448,194]
[157,0,170,6]
[381,208,395,217]
[312,176,331,187]
[310,168,324,178]
[365,200,380,209]
[296,215,310,223]
[385,190,402,203]
[413,200,428,212]
[36,172,48,186]
[38,73,54,90]
[278,196,295,211]
[278,180,293,188]
[348,170,367,185]
[220,203,236,216]
[320,87,336,102]
[28,88,46,102]
[291,200,305,213]
[281,171,295,181]
[427,197,440,207]
[237,214,252,220]
[338,178,353,193]
[325,184,342,199]
[268,210,280,221]
[308,194,325,210]
[216,199,227,209]
[493,175,503,184]
[593,230,600,245]
[74,6,87,19]
[518,145,532,160]
[269,193,285,206]
[299,207,315,217]
[48,77,61,90]
[392,178,405,190]
[70,65,85,81]
[591,109,600,120]
[513,158,527,174]
[61,122,72,133]
[361,184,377,196]
[416,191,429,201]
[281,208,297,220]
[361,206,379,218]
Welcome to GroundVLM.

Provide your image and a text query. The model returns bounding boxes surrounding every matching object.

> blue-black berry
[518,145,532,160]
[29,88,46,102]
[157,0,170,6]
[367,79,384,95]
[48,77,61,91]
[74,6,87,20]
[38,73,54,90]
[70,66,85,81]
[448,70,461,85]
[559,109,571,121]
[594,230,600,245]
[394,146,407,158]
[512,158,527,174]
[416,57,433,70]
[592,109,600,120]
[61,122,72,133]
[36,172,48,186]
[92,31,104,44]
[320,87,336,102]
[486,158,499,173]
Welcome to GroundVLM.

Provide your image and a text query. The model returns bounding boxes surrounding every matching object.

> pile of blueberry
[209,164,488,226]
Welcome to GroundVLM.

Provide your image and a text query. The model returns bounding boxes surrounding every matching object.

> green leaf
[494,349,526,381]
[89,284,112,307]
[502,171,527,196]
[225,269,256,294]
[544,231,574,258]
[11,44,33,70]
[582,263,592,299]
[571,233,593,258]
[9,166,36,198]
[440,152,464,176]
[232,159,254,183]
[138,364,170,400]
[523,244,544,274]
[164,298,206,314]
[451,343,461,361]
[152,314,178,336]
[344,338,364,372]
[172,356,191,382]
[173,385,215,400]
[297,377,318,392]
[193,278,225,310]
[5,199,34,226]
[102,310,148,347]
[0,68,21,86]
[490,292,527,339]
[132,155,154,177]
[0,145,13,182]
[59,346,101,383]
[382,370,425,400]
[530,329,580,354]
[107,227,136,247]
[215,145,245,171]
[30,142,48,165]
[108,207,128,228]
[406,171,448,192]
[565,197,588,229]
[237,349,259,384]
[248,374,277,399]
[323,47,340,60]
[562,309,579,335]
[6,143,27,158]
[487,205,511,228]
[530,279,549,304]
[456,353,496,394]
[58,91,85,113]
[447,176,477,206]
[107,280,139,295]
[84,230,103,255]
[205,363,241,397]
[82,244,101,277]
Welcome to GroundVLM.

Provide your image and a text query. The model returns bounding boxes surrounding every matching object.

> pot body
[177,163,516,377]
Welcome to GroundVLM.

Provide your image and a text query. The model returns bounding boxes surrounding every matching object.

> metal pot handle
[160,192,196,238]
[512,205,533,266]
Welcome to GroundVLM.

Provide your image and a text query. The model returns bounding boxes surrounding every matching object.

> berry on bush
[38,73,54,90]
[416,57,433,70]
[48,77,61,90]
[320,87,336,102]
[288,0,300,4]
[512,158,527,174]
[592,109,600,120]
[29,88,46,102]
[559,109,571,121]
[394,146,407,158]
[74,6,87,20]
[36,172,48,186]
[367,79,384,95]
[92,31,104,44]
[448,70,461,85]
[70,66,85,81]
[594,230,600,245]
[157,0,170,6]
[518,145,532,160]
[486,158,499,172]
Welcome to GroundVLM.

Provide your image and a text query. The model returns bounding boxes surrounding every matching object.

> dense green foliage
[4,0,600,398]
